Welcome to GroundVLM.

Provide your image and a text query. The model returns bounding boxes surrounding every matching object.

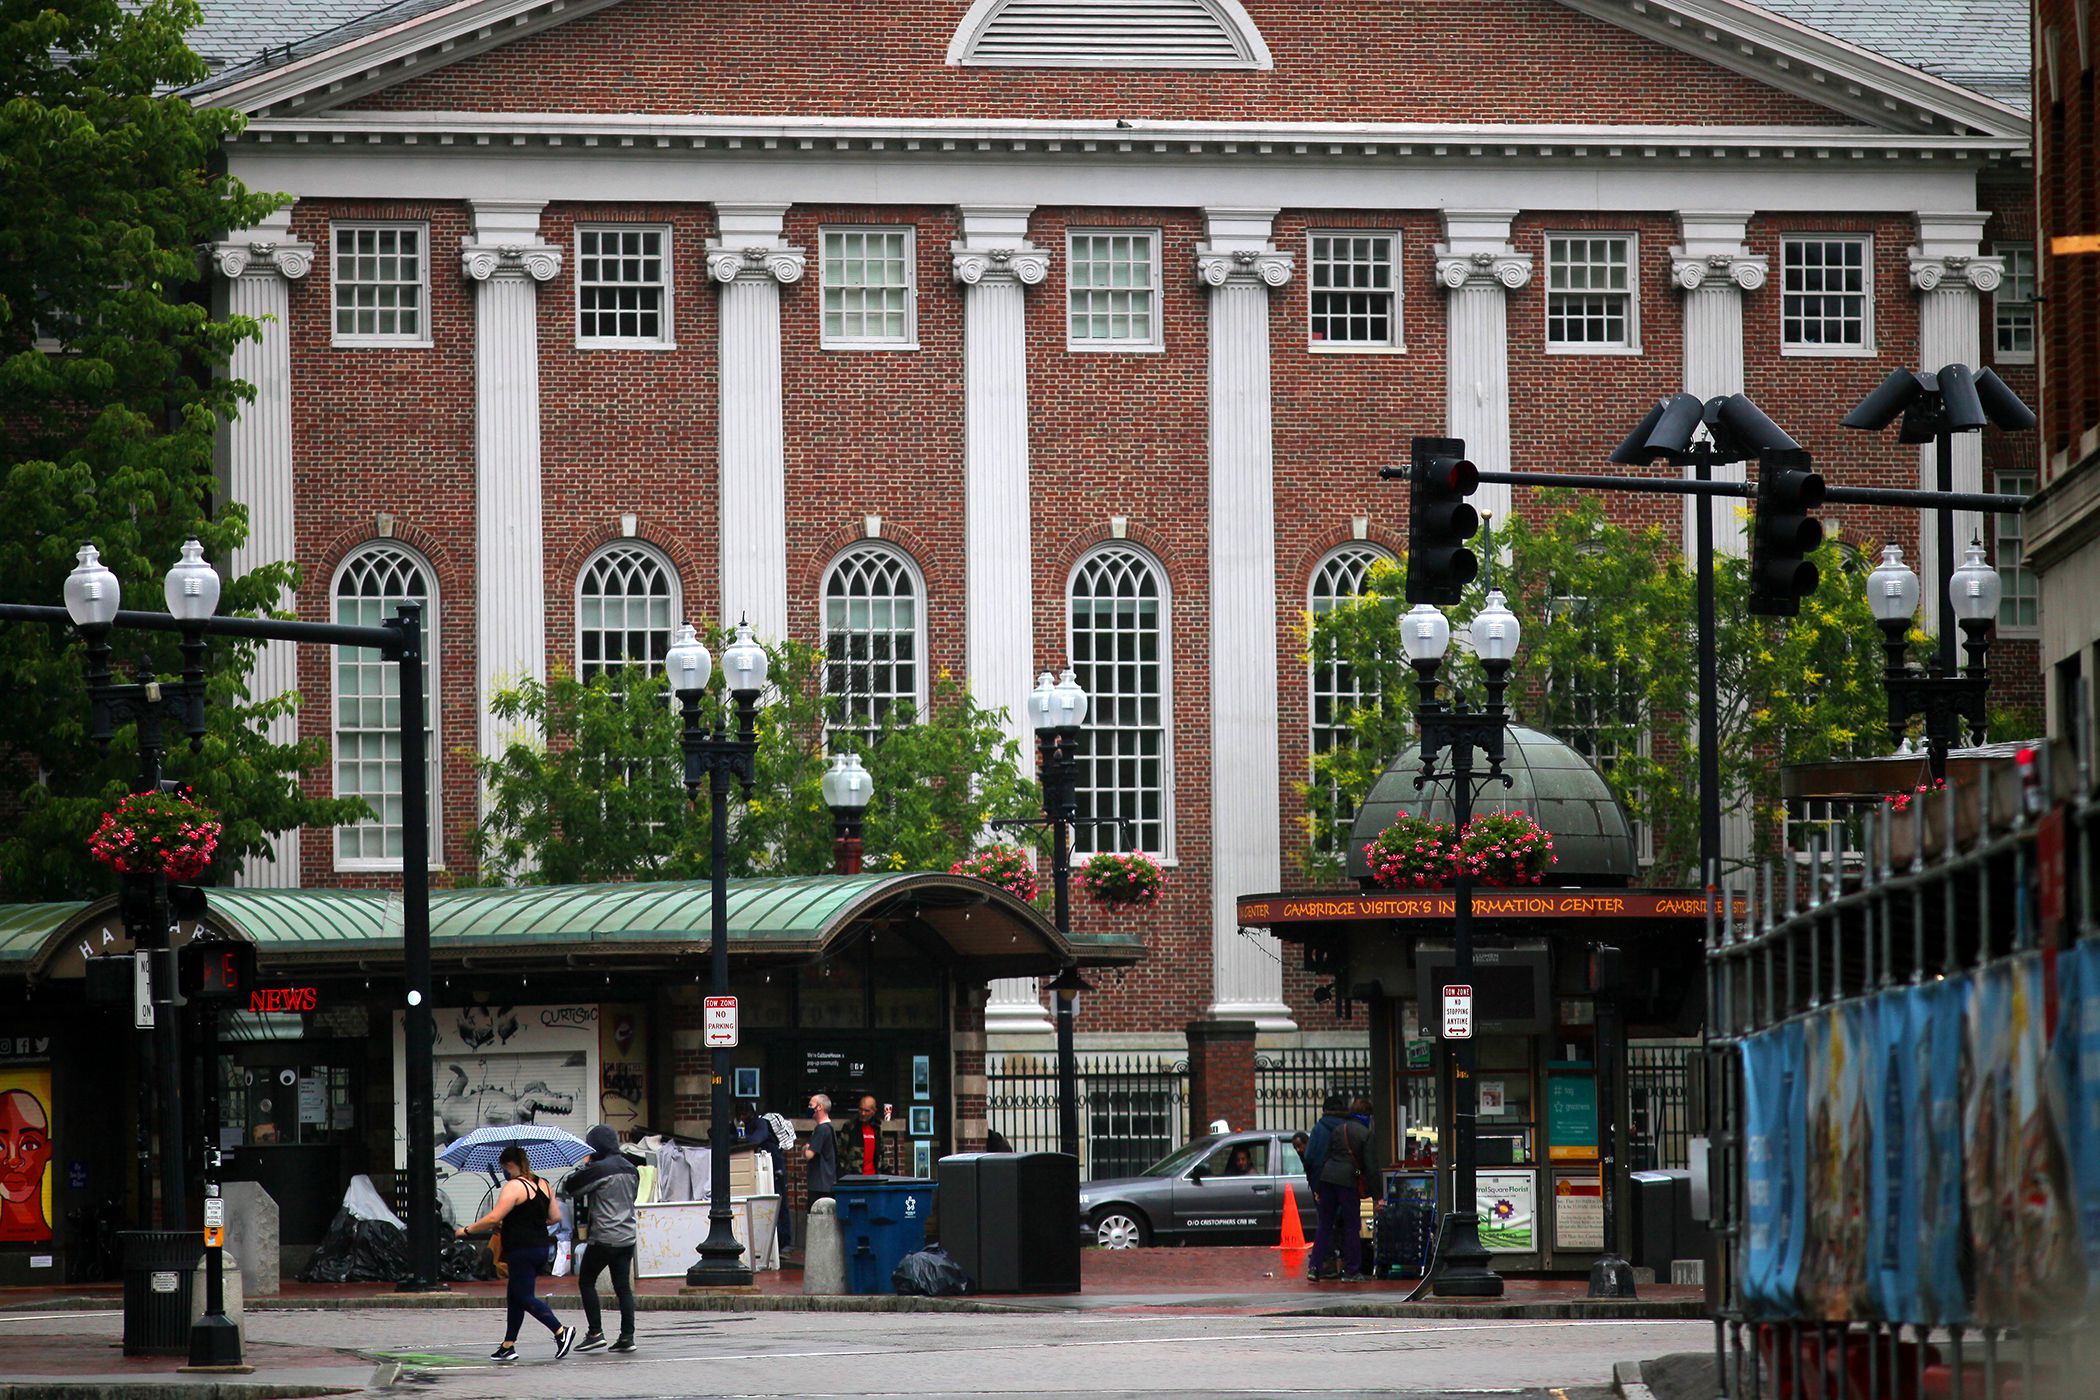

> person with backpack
[457,1145,576,1362]
[1304,1092,1371,1282]
[560,1125,639,1354]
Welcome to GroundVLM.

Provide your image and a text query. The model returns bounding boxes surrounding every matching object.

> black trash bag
[438,1235,494,1282]
[891,1244,975,1297]
[299,1208,410,1283]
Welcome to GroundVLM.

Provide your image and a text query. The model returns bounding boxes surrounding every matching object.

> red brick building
[188,0,2036,1058]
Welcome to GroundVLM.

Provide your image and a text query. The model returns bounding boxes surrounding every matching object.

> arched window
[822,544,926,737]
[577,542,679,680]
[1308,544,1392,853]
[1068,545,1171,856]
[332,544,437,869]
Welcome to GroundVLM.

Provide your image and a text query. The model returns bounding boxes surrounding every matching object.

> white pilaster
[709,205,805,643]
[1199,208,1295,1030]
[211,209,314,888]
[1435,212,1532,533]
[1910,212,2002,634]
[954,205,1057,1038]
[1671,212,1767,559]
[463,201,560,772]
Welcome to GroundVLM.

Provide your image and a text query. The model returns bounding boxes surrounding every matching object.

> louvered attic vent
[947,0,1273,69]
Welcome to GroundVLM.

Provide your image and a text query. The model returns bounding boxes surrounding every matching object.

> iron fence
[1704,752,2097,1400]
[985,1052,1189,1181]
[1253,1046,1370,1135]
[1627,1041,1701,1170]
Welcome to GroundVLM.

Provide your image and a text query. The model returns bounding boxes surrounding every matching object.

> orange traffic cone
[1278,1182,1311,1276]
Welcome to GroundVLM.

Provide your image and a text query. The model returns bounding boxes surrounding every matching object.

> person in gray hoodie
[561,1125,639,1352]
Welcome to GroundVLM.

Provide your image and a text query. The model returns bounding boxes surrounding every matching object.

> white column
[1199,209,1295,1030]
[1435,212,1532,534]
[1910,213,2003,635]
[708,205,805,643]
[210,210,313,888]
[462,202,561,771]
[954,207,1057,1039]
[1671,213,1769,877]
[1671,213,1767,558]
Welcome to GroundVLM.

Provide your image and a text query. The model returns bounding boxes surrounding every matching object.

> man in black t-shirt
[804,1093,839,1201]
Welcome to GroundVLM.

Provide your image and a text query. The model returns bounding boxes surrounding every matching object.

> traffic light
[1750,448,1826,616]
[178,937,255,1003]
[1405,436,1479,606]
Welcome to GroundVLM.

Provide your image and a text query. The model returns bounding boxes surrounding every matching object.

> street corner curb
[1614,1358,1660,1400]
[243,1292,1033,1315]
[0,1384,357,1400]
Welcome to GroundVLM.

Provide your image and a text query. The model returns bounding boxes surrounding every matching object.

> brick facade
[1185,1019,1258,1133]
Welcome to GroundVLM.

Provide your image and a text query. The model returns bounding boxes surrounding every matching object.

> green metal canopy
[1,873,1144,981]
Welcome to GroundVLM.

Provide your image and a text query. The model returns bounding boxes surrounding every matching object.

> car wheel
[1092,1207,1149,1250]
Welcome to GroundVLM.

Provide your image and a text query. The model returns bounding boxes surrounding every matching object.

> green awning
[2,873,1145,980]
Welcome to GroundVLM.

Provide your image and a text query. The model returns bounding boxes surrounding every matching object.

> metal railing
[1253,1047,1370,1134]
[985,1052,1189,1181]
[1705,749,2097,1400]
[1627,1042,1701,1171]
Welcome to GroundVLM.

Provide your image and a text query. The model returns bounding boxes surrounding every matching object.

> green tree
[469,640,1041,885]
[0,0,365,897]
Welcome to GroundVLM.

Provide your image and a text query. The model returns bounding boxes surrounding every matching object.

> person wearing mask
[458,1145,576,1362]
[560,1125,639,1354]
[805,1093,839,1203]
[845,1094,891,1176]
[1304,1092,1371,1282]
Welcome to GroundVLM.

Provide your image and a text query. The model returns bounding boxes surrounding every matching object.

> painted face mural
[0,1084,53,1244]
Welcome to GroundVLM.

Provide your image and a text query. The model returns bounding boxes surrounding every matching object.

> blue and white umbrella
[437,1124,594,1174]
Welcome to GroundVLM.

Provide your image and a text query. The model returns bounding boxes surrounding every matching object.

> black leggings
[577,1242,635,1338]
[503,1245,561,1342]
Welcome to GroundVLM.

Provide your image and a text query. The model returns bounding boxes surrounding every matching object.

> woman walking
[458,1145,576,1362]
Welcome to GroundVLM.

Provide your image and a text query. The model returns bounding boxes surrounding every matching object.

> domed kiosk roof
[1345,725,1639,886]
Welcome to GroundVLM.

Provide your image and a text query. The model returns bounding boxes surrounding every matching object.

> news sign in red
[703,995,739,1048]
[1441,984,1474,1040]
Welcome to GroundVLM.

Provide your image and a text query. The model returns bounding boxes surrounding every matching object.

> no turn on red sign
[704,995,739,1048]
[1441,984,1474,1040]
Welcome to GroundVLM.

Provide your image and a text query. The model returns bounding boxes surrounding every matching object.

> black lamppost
[824,753,873,875]
[664,618,769,1289]
[1865,538,2003,779]
[1026,669,1088,1161]
[1400,585,1520,1298]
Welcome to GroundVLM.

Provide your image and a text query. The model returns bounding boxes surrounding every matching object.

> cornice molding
[208,237,315,281]
[1434,249,1533,291]
[951,243,1050,286]
[1194,245,1293,288]
[1670,251,1768,292]
[1909,251,2004,294]
[461,240,561,282]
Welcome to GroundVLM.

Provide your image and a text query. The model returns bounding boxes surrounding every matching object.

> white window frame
[1779,234,1875,357]
[821,542,930,737]
[1067,543,1175,861]
[330,221,432,349]
[1993,243,2036,366]
[1306,230,1403,353]
[330,543,441,873]
[575,541,682,680]
[819,226,920,350]
[1995,469,2039,635]
[1308,543,1393,854]
[574,224,675,350]
[1541,594,1655,866]
[1544,231,1641,355]
[1065,229,1164,353]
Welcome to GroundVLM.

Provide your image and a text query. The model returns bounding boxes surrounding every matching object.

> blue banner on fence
[1868,989,1919,1323]
[2056,941,2100,1302]
[1919,976,1968,1326]
[1740,1021,1806,1318]
[1803,1005,1871,1320]
[2010,952,2083,1325]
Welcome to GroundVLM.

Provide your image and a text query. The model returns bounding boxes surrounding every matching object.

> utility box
[939,1152,1080,1294]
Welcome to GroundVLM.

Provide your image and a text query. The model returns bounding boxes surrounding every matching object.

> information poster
[1547,1074,1598,1161]
[1476,1169,1535,1253]
[1553,1173,1604,1251]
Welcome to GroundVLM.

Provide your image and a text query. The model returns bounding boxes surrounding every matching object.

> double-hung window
[821,544,926,740]
[332,224,429,346]
[821,228,916,347]
[576,226,672,347]
[1546,233,1638,351]
[333,545,438,869]
[1069,545,1172,856]
[1308,545,1391,854]
[1995,244,2035,363]
[1996,471,2038,630]
[1067,230,1161,350]
[1781,236,1873,354]
[1308,232,1400,349]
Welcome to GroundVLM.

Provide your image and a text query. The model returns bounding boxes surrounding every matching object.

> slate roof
[179,0,2031,111]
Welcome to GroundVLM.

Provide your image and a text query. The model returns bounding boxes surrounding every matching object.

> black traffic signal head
[1749,447,1826,616]
[1707,394,1801,463]
[1406,436,1479,606]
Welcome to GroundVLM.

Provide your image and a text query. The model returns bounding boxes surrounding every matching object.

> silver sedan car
[1077,1130,1319,1249]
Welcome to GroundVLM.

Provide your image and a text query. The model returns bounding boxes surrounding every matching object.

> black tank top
[501,1178,551,1253]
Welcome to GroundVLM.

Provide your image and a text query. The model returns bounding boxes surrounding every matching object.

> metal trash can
[939,1151,1079,1294]
[832,1175,937,1295]
[121,1230,203,1356]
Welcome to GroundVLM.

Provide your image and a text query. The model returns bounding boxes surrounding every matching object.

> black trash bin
[121,1230,204,1356]
[940,1151,1079,1294]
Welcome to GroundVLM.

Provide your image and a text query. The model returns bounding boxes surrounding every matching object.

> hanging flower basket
[88,790,223,881]
[1364,812,1458,890]
[1455,811,1556,887]
[1077,851,1166,909]
[1884,779,1946,813]
[949,843,1040,904]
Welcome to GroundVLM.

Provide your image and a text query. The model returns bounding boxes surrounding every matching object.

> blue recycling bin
[834,1175,937,1295]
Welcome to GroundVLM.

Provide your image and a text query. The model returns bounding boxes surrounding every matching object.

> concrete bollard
[802,1198,846,1295]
